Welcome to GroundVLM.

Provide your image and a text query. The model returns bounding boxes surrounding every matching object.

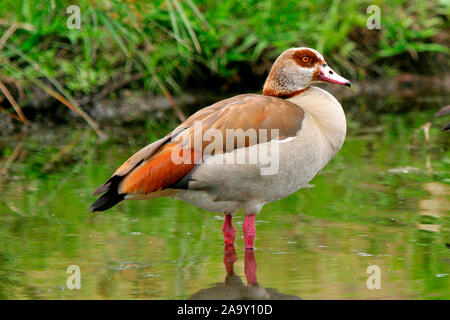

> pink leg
[243,214,256,249]
[223,244,238,276]
[222,214,236,246]
[244,248,258,285]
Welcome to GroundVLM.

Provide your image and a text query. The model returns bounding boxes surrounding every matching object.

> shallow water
[0,98,449,299]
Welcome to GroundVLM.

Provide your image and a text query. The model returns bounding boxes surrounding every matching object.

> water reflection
[189,246,300,300]
[1,107,449,299]
[417,182,449,234]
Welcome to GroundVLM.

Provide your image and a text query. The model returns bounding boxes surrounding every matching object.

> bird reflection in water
[189,246,300,300]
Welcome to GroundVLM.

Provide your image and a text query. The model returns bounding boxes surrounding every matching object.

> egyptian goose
[90,47,351,249]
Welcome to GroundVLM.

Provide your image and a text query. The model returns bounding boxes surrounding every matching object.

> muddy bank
[1,73,449,134]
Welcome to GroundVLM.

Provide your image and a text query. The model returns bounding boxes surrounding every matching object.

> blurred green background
[0,0,449,300]
[0,0,448,130]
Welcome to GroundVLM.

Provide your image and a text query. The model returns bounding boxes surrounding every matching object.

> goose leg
[244,248,258,285]
[222,214,236,246]
[243,214,256,249]
[224,244,238,276]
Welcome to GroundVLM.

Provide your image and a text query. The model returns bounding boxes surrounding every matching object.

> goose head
[262,47,351,98]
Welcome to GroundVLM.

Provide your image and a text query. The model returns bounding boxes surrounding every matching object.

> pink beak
[317,64,351,87]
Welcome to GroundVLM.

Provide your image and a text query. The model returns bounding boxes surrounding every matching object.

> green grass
[0,0,448,128]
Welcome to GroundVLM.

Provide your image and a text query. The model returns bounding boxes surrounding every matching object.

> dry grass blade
[0,104,22,122]
[0,142,24,184]
[0,79,29,124]
[0,23,18,51]
[151,72,186,121]
[135,44,186,122]
[4,44,106,139]
[1,76,25,101]
[0,19,35,31]
[30,77,107,139]
[163,89,186,122]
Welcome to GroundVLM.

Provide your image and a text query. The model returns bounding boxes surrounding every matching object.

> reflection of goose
[90,47,351,249]
[189,246,300,300]
[417,182,449,233]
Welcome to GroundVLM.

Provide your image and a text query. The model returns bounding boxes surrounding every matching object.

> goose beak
[317,64,351,87]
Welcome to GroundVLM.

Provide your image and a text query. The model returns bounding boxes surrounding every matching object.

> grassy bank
[0,0,448,132]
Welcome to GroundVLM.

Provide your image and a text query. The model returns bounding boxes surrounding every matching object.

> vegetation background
[0,0,448,134]
[0,1,449,300]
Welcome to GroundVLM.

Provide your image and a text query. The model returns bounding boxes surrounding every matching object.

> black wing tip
[90,176,125,211]
[89,192,125,212]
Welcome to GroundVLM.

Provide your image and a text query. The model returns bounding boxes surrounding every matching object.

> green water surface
[0,105,449,299]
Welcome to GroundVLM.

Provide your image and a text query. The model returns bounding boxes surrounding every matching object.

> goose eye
[302,57,310,63]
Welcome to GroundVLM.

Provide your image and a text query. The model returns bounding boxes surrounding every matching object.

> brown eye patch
[293,49,321,67]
